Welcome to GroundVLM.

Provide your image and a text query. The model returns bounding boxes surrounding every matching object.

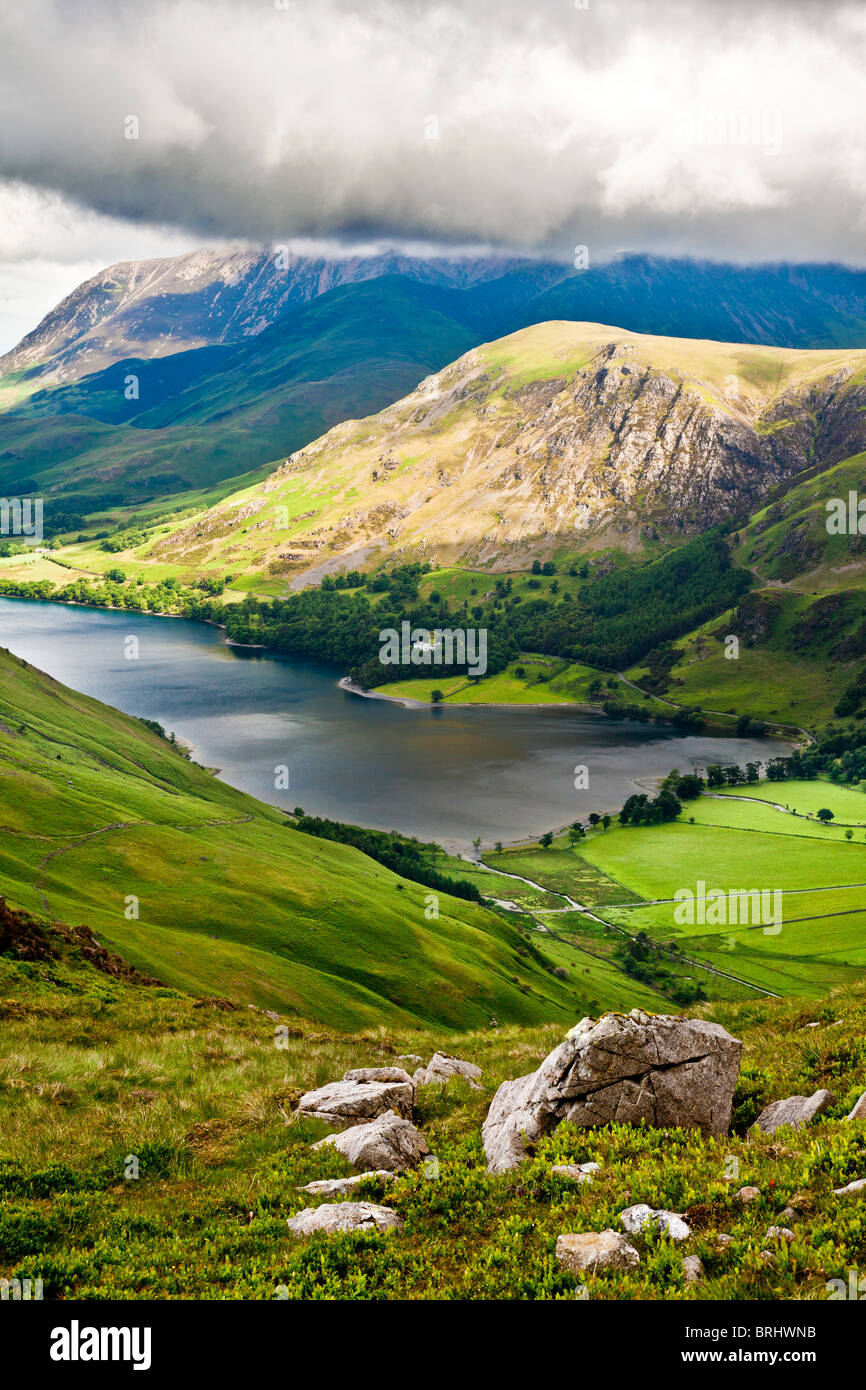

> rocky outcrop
[555,1230,640,1274]
[482,1010,742,1173]
[314,1109,431,1173]
[413,1052,482,1090]
[752,1089,836,1135]
[286,1202,402,1236]
[297,1068,414,1127]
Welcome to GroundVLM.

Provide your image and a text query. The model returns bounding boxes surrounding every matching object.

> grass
[375,657,601,705]
[0,646,581,1033]
[4,936,866,1300]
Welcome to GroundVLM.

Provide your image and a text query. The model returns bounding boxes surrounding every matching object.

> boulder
[413,1052,483,1090]
[342,1067,414,1085]
[555,1230,640,1274]
[752,1089,836,1135]
[846,1089,866,1122]
[482,1010,742,1172]
[682,1255,705,1283]
[833,1177,866,1196]
[313,1108,430,1172]
[296,1171,395,1196]
[297,1071,414,1128]
[551,1161,601,1184]
[620,1204,690,1241]
[734,1185,761,1204]
[764,1225,795,1242]
[286,1202,402,1236]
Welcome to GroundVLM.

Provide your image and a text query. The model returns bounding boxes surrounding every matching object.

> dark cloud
[0,0,864,262]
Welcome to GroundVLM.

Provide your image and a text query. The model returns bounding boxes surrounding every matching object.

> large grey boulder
[752,1089,836,1135]
[555,1230,640,1274]
[297,1069,414,1127]
[413,1052,482,1090]
[482,1010,742,1173]
[286,1202,402,1236]
[313,1108,430,1172]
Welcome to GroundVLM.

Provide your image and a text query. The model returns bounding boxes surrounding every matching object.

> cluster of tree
[613,931,706,1006]
[290,813,481,903]
[706,762,762,787]
[505,532,750,670]
[619,789,683,825]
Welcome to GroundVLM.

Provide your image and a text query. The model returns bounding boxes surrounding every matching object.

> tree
[539,831,554,849]
[845,829,854,840]
[588,812,601,828]
[494,841,503,854]
[472,836,482,854]
[817,807,835,822]
[602,814,612,830]
[430,689,444,703]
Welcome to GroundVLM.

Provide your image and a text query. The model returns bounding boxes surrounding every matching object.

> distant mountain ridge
[0,247,546,390]
[4,248,866,520]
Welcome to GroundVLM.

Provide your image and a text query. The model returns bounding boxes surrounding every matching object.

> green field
[375,657,601,705]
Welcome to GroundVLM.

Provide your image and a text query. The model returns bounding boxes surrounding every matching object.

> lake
[0,597,787,852]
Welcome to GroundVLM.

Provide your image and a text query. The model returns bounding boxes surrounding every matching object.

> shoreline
[337,674,603,714]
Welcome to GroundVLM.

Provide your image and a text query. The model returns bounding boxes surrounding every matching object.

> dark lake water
[0,598,786,852]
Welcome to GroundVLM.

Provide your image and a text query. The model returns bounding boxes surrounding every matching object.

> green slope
[0,278,478,516]
[0,646,578,1031]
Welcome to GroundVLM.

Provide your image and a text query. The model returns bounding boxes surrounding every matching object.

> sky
[1,0,865,349]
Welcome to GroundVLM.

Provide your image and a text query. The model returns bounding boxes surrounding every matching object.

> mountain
[147,320,866,583]
[0,278,483,511]
[5,248,866,527]
[0,644,575,1030]
[0,246,540,393]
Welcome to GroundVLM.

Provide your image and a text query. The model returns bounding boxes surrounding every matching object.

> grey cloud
[0,0,864,262]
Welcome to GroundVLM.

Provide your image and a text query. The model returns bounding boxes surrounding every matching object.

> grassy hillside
[2,929,866,1300]
[0,646,581,1031]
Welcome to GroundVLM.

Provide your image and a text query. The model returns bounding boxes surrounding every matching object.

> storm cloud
[1,0,865,263]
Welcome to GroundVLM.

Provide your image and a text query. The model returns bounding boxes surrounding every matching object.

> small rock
[397,1054,423,1064]
[555,1230,640,1274]
[620,1204,690,1241]
[286,1202,402,1236]
[734,1185,761,1204]
[129,1088,158,1104]
[296,1171,395,1196]
[764,1225,795,1242]
[551,1162,601,1184]
[682,1255,705,1283]
[833,1177,866,1196]
[414,1052,483,1089]
[778,1206,798,1224]
[715,1233,735,1247]
[313,1108,430,1172]
[752,1089,836,1135]
[846,1090,866,1122]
